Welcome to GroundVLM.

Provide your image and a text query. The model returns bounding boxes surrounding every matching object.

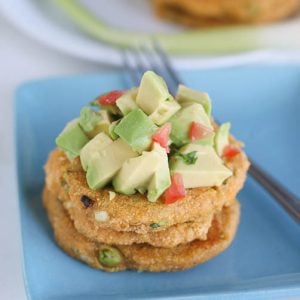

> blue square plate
[15,66,300,300]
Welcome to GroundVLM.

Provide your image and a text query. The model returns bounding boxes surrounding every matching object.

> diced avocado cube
[64,151,78,160]
[112,143,170,200]
[79,107,102,133]
[136,71,172,115]
[108,120,120,140]
[55,119,89,159]
[149,97,181,125]
[116,88,138,115]
[176,85,212,116]
[80,132,113,171]
[194,133,215,147]
[147,143,171,202]
[113,108,157,153]
[170,144,232,188]
[215,122,231,156]
[96,110,112,134]
[169,103,213,147]
[112,149,161,195]
[137,187,146,194]
[80,109,111,139]
[86,139,138,190]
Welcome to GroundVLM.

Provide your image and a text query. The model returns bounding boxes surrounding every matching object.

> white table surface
[0,15,115,300]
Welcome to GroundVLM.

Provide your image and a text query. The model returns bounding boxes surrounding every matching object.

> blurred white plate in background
[1,0,300,69]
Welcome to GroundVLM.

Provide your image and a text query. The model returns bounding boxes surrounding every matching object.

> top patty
[44,135,249,234]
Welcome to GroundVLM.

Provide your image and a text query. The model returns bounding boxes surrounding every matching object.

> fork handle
[248,160,300,222]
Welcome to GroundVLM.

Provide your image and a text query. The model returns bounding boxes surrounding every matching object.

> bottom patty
[43,188,240,272]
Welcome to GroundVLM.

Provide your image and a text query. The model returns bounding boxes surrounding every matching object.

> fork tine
[130,47,149,79]
[122,45,178,94]
[138,43,178,95]
[152,39,182,86]
[136,44,162,76]
[121,49,140,86]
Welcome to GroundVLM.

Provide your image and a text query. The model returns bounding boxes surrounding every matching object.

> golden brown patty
[152,0,300,27]
[43,188,240,272]
[55,183,216,248]
[44,141,248,234]
[54,173,220,247]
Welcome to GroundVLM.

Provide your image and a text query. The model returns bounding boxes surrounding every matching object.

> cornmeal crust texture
[152,0,300,27]
[56,184,215,248]
[44,137,249,235]
[43,188,240,272]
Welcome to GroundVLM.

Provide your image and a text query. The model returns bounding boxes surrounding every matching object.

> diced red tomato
[189,121,213,141]
[152,123,172,153]
[98,90,125,105]
[164,173,186,204]
[223,145,240,158]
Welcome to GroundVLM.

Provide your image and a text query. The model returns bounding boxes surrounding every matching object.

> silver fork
[121,42,300,223]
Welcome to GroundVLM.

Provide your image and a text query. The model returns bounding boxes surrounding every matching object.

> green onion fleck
[150,220,168,229]
[98,246,122,267]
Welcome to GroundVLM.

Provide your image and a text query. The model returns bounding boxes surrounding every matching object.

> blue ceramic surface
[15,66,300,300]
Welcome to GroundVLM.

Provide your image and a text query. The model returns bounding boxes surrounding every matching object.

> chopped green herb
[60,178,69,191]
[79,107,102,132]
[150,223,160,229]
[89,98,100,107]
[169,144,180,157]
[150,220,168,229]
[176,151,198,165]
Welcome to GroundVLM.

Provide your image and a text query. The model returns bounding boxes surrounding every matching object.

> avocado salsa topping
[55,71,240,204]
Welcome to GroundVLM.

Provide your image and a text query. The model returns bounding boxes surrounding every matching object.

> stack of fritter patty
[152,0,300,27]
[43,135,249,272]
